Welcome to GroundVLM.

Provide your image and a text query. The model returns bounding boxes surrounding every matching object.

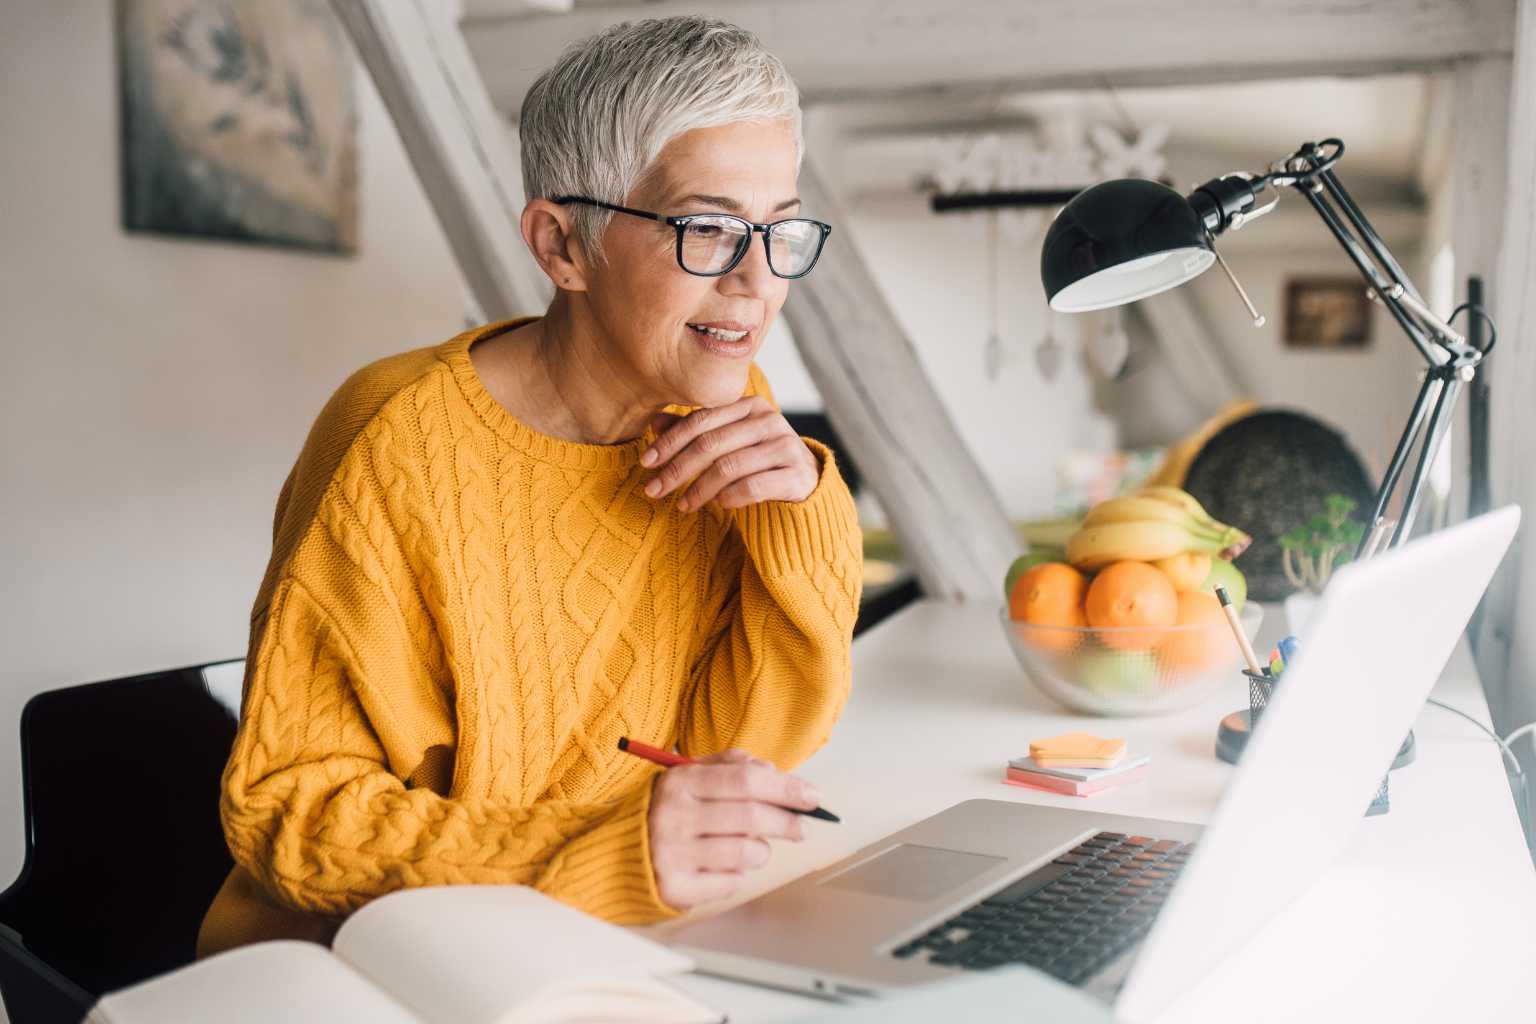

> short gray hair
[519,16,802,263]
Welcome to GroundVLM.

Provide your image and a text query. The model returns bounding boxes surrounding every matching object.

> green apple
[1076,648,1159,697]
[1202,557,1247,613]
[1003,550,1062,601]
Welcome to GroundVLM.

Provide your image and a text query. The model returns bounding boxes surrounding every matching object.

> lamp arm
[1356,370,1444,558]
[1392,374,1463,547]
[1253,142,1488,552]
[1314,170,1475,355]
[1316,169,1433,319]
[1291,183,1444,366]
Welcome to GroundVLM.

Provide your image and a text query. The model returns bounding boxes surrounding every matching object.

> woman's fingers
[714,467,816,510]
[676,439,792,512]
[692,836,773,872]
[646,410,684,440]
[675,759,822,811]
[696,799,806,842]
[648,759,808,909]
[697,748,772,767]
[643,401,775,499]
[657,867,743,910]
[638,397,820,512]
[641,398,762,475]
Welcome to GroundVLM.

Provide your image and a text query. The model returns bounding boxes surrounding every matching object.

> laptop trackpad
[818,843,1006,902]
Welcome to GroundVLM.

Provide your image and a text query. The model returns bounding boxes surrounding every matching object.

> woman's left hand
[641,396,820,512]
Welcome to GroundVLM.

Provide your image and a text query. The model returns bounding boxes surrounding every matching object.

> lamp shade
[1041,179,1216,312]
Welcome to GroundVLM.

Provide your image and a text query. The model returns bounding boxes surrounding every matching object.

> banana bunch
[1066,486,1252,572]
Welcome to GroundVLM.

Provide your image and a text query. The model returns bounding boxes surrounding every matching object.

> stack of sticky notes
[1004,732,1149,796]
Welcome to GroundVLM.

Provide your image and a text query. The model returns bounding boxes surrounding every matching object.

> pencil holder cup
[1244,670,1274,722]
[1244,669,1390,815]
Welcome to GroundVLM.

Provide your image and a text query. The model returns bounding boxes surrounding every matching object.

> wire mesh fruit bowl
[999,602,1264,716]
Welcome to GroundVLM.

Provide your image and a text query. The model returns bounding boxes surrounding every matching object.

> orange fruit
[1084,561,1178,650]
[1008,563,1088,652]
[1153,551,1212,592]
[1158,590,1230,672]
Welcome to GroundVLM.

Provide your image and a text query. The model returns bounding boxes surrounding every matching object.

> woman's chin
[679,366,753,409]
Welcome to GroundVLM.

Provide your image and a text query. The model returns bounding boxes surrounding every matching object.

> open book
[88,886,722,1024]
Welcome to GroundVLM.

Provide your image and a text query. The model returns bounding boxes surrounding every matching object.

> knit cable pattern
[204,320,863,952]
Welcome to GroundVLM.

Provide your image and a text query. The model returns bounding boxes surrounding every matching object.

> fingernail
[641,448,657,466]
[677,497,691,513]
[802,784,824,806]
[750,844,770,867]
[645,480,661,497]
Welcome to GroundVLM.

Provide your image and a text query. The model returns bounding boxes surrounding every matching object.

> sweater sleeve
[676,436,863,769]
[220,528,677,925]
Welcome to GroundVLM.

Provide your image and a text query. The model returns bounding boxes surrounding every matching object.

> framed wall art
[1283,277,1372,349]
[119,0,358,253]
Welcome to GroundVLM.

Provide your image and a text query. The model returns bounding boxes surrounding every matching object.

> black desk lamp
[1039,139,1496,555]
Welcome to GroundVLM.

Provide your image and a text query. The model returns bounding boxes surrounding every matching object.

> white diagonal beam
[334,0,551,320]
[1133,290,1246,420]
[784,159,1023,602]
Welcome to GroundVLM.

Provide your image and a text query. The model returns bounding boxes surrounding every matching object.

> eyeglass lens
[679,216,822,277]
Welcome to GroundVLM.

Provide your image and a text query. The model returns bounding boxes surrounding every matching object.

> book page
[332,886,718,1024]
[87,940,421,1024]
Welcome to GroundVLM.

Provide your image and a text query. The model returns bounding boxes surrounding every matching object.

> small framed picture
[1283,278,1372,349]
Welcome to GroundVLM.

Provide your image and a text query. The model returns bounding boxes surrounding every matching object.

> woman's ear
[521,199,589,292]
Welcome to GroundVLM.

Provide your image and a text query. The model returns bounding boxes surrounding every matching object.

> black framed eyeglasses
[552,196,832,280]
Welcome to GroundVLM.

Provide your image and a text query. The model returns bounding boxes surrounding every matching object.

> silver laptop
[668,507,1520,1022]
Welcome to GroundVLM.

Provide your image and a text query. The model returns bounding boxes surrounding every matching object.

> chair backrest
[0,661,241,999]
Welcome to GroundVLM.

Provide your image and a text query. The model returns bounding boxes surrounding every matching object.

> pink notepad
[1002,764,1149,797]
[1007,754,1151,783]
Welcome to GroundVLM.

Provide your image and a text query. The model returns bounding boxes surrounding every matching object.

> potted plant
[1279,494,1366,633]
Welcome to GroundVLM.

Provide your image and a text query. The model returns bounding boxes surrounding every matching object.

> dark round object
[1040,179,1214,311]
[1182,410,1376,602]
[1216,711,1416,769]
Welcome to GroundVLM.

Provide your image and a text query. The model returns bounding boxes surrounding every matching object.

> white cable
[1504,721,1536,753]
[1426,697,1524,777]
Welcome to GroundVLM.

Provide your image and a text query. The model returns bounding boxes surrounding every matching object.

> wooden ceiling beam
[463,0,1517,115]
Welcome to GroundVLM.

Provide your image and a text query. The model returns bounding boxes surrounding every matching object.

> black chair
[0,661,242,1023]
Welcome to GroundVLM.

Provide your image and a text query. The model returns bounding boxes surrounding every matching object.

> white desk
[654,599,1536,1022]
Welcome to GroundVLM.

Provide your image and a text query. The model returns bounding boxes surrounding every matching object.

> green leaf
[1280,527,1309,549]
[1325,494,1357,518]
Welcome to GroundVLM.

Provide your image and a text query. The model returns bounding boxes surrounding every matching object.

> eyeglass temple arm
[550,196,663,222]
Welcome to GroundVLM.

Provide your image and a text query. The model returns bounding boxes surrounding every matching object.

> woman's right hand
[647,748,822,910]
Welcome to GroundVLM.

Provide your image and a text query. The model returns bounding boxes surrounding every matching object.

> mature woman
[196,17,861,956]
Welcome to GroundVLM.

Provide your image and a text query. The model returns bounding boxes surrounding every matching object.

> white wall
[0,4,465,893]
[851,197,1115,518]
[1176,244,1425,477]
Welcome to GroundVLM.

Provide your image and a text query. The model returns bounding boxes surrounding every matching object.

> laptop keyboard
[890,831,1193,986]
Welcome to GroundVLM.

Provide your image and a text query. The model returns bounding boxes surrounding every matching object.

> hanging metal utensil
[984,209,1004,381]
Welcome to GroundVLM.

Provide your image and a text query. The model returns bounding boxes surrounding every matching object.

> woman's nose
[721,232,777,294]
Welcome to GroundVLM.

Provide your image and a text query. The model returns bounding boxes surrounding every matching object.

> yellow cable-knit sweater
[197,318,862,956]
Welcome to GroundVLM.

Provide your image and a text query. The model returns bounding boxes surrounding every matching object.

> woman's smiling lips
[686,320,757,357]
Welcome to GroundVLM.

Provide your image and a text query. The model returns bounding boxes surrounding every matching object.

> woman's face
[583,119,800,410]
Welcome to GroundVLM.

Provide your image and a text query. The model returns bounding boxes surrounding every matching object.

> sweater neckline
[443,318,652,472]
